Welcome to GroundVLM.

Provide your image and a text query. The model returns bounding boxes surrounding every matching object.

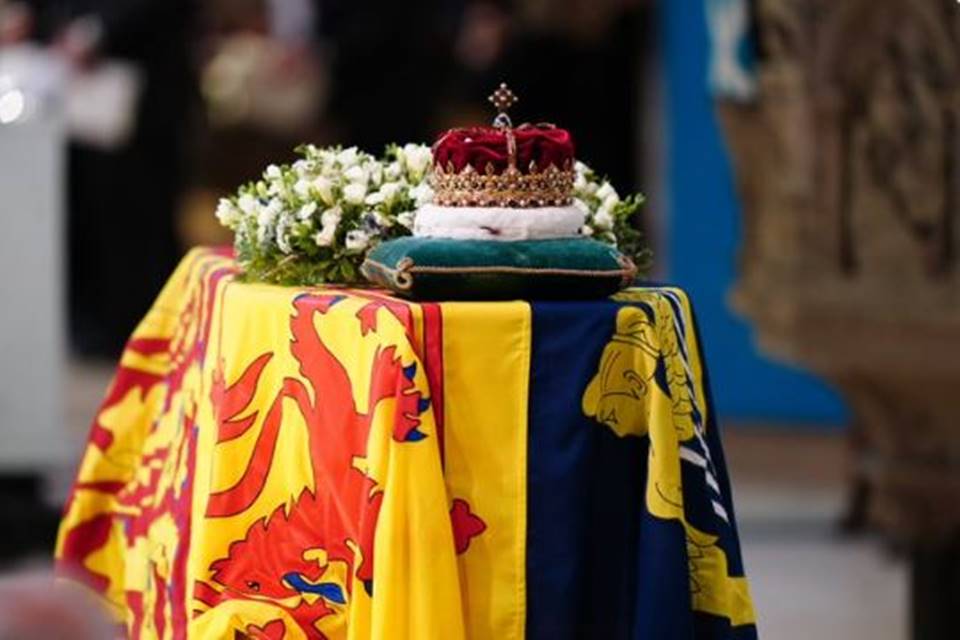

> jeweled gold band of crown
[432,161,575,208]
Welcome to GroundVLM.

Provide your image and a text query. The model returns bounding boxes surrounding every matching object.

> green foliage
[215,144,652,286]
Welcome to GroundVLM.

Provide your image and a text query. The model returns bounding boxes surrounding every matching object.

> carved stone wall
[718,0,960,542]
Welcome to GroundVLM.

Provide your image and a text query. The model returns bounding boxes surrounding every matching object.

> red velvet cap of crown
[433,124,575,174]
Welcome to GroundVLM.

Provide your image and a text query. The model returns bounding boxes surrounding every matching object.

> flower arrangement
[215,143,648,286]
[572,161,649,270]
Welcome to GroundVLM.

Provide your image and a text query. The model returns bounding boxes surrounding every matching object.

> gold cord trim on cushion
[394,257,415,290]
[362,257,635,291]
[617,255,639,286]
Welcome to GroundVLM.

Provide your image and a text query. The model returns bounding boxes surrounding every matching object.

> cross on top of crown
[489,83,518,128]
[489,83,518,113]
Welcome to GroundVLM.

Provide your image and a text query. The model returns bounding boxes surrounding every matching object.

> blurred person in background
[0,0,649,361]
[443,0,647,191]
[0,0,196,359]
[190,0,330,212]
[183,0,461,246]
[0,569,112,639]
[175,0,653,252]
[494,0,646,191]
[318,0,462,152]
[316,0,647,190]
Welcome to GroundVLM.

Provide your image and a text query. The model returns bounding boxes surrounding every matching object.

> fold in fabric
[56,249,465,640]
[56,248,757,640]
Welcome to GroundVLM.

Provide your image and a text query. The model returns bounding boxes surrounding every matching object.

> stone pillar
[715,1,960,636]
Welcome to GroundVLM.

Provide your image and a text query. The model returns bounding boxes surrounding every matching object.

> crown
[431,84,576,208]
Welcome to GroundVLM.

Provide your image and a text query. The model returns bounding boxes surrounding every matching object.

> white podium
[0,101,69,471]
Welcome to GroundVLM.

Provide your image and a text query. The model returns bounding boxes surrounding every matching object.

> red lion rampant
[195,294,484,638]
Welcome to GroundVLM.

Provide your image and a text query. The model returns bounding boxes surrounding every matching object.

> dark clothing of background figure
[488,10,644,192]
[24,0,195,359]
[317,0,462,152]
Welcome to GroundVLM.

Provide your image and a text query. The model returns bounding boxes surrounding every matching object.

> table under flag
[56,247,757,639]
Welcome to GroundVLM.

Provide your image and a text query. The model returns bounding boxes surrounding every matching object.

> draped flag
[56,248,757,639]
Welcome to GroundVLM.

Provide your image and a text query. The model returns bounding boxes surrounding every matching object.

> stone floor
[2,364,910,638]
[725,429,907,640]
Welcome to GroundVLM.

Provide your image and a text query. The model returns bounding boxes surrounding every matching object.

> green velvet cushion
[361,237,635,300]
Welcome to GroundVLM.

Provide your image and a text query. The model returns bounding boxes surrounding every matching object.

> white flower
[345,229,370,252]
[238,194,259,215]
[384,161,402,181]
[343,182,367,205]
[396,210,415,230]
[292,159,310,175]
[572,197,591,215]
[401,143,432,179]
[298,201,318,221]
[580,225,594,236]
[337,147,359,167]
[410,182,434,207]
[312,176,335,205]
[366,161,384,187]
[593,207,614,230]
[256,200,282,245]
[234,223,251,247]
[368,181,403,207]
[313,207,341,247]
[276,216,293,254]
[321,206,342,228]
[294,179,312,197]
[371,211,393,228]
[595,181,619,203]
[265,164,282,180]
[215,198,241,228]
[257,223,271,245]
[574,160,589,174]
[602,193,620,212]
[344,164,368,185]
[366,182,406,206]
[313,227,336,247]
[316,148,337,167]
[574,171,588,191]
[258,199,283,228]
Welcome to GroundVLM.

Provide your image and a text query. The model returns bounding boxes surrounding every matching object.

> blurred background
[2,0,959,637]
